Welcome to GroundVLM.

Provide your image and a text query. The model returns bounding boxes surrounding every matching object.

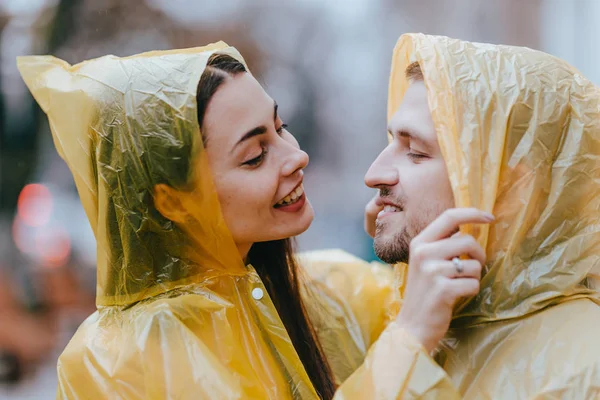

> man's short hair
[405,61,423,82]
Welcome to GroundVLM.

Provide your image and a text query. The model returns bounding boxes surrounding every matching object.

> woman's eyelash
[244,148,267,166]
[407,152,428,160]
[276,124,288,134]
[243,124,287,167]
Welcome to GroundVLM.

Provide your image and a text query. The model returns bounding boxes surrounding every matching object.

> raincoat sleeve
[299,250,461,398]
[333,321,460,399]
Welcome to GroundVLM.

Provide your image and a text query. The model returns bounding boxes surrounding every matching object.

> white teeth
[276,184,305,206]
[377,205,402,219]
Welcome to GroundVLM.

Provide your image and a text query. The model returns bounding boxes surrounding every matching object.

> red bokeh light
[17,184,53,227]
[13,184,72,268]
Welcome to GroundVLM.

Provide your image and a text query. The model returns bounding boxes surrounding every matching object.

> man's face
[365,81,454,263]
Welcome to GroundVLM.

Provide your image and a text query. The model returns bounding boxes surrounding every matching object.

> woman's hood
[18,43,250,307]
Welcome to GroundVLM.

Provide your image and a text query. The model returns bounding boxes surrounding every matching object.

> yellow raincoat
[335,34,600,399]
[17,43,399,399]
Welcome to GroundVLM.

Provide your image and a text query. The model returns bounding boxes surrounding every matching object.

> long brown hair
[196,53,336,399]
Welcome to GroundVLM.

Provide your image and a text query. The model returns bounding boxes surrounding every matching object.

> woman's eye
[276,124,288,135]
[243,148,267,167]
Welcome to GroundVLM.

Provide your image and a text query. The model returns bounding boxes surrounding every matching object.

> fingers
[444,278,481,303]
[429,276,481,307]
[413,234,486,265]
[415,208,494,244]
[422,259,482,280]
[364,196,383,238]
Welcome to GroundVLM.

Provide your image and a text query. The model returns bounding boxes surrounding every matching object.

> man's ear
[153,183,187,224]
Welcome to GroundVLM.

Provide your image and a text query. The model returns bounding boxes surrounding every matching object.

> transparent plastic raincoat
[18,34,600,399]
[334,34,600,399]
[17,43,399,399]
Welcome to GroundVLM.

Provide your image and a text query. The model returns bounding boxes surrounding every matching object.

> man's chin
[373,235,409,264]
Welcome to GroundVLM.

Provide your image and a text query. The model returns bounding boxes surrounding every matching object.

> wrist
[394,315,436,353]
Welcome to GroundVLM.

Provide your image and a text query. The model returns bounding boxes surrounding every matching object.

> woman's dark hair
[196,53,336,399]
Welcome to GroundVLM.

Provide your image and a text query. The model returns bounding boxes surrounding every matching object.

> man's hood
[389,33,600,326]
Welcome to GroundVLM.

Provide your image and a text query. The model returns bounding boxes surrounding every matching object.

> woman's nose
[282,147,309,177]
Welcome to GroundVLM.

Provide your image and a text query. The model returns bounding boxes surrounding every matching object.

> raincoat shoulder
[57,294,246,399]
[443,298,600,399]
[297,249,395,382]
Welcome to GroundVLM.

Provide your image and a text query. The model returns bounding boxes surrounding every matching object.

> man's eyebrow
[387,126,433,150]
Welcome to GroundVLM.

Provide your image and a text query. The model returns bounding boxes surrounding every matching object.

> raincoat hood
[389,33,600,327]
[18,43,247,308]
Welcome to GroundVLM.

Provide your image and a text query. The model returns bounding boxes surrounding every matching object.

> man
[342,33,600,399]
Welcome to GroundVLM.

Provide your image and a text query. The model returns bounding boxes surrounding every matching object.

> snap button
[251,288,264,300]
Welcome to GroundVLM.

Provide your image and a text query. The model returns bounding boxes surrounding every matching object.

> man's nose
[365,147,399,189]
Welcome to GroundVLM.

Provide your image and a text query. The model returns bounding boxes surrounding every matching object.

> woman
[17,43,402,399]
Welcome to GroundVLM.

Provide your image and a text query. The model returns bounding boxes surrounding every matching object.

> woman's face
[201,72,314,255]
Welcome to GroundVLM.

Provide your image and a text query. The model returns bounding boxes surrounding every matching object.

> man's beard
[373,204,446,264]
[372,188,413,264]
[374,223,411,263]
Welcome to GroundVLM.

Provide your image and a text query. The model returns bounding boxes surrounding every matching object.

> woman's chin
[295,199,315,232]
[271,199,315,240]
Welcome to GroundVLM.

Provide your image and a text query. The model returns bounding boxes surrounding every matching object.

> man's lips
[375,197,403,210]
[375,197,404,219]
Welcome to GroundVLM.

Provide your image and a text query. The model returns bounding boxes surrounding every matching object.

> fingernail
[484,212,495,221]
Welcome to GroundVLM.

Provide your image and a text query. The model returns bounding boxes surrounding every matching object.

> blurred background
[0,0,598,397]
